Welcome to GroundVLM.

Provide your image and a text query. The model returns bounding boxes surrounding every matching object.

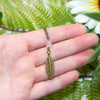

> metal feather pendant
[46,55,55,79]
[44,28,55,79]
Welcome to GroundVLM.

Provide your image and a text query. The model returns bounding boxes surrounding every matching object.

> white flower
[67,0,100,33]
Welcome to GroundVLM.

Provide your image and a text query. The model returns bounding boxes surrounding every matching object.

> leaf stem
[79,75,93,78]
[0,26,29,32]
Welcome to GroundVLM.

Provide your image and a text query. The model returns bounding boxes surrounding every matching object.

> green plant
[0,0,100,100]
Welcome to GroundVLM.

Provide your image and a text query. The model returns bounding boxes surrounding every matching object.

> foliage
[87,44,100,63]
[83,12,100,21]
[83,12,100,83]
[0,0,100,100]
[0,0,74,32]
[41,78,100,100]
[0,12,3,19]
[0,12,3,25]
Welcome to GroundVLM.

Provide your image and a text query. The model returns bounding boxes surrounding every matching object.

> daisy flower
[67,0,100,33]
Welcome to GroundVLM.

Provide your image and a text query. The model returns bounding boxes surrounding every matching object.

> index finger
[21,24,87,51]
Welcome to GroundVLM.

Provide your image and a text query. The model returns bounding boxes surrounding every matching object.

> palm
[0,35,35,100]
[0,24,98,100]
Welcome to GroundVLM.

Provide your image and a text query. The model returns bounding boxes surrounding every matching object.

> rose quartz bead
[46,40,52,47]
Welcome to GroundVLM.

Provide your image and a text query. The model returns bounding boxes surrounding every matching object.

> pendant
[44,28,55,79]
[46,54,55,79]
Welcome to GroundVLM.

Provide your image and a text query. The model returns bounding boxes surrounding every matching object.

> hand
[0,24,98,100]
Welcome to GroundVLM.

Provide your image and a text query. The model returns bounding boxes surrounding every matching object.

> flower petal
[66,1,84,8]
[67,0,100,31]
[71,6,88,14]
[95,23,100,33]
[75,14,90,23]
[86,19,97,29]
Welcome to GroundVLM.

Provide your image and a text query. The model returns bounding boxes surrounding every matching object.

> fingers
[34,49,94,83]
[29,70,79,100]
[31,33,98,66]
[22,24,87,51]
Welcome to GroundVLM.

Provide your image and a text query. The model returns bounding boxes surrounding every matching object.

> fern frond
[47,4,65,25]
[33,3,55,27]
[0,0,72,32]
[0,29,6,35]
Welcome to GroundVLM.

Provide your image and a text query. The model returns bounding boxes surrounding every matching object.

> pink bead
[46,40,52,47]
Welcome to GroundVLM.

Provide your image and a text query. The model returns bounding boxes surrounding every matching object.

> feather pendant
[46,55,55,79]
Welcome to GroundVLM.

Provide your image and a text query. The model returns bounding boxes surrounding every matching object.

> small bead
[47,47,50,55]
[46,40,52,47]
[47,50,50,55]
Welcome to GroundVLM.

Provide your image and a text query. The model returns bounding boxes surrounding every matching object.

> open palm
[0,24,98,100]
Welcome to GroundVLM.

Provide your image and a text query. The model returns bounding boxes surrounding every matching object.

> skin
[0,24,99,100]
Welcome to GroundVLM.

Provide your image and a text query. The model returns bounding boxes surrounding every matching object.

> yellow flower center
[89,0,100,12]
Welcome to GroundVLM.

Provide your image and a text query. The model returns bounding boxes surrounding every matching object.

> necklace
[44,28,55,79]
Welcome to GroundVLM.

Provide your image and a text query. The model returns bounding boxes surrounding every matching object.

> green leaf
[93,64,100,80]
[87,45,100,63]
[0,12,3,19]
[83,12,100,21]
[97,34,100,42]
[0,12,3,25]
